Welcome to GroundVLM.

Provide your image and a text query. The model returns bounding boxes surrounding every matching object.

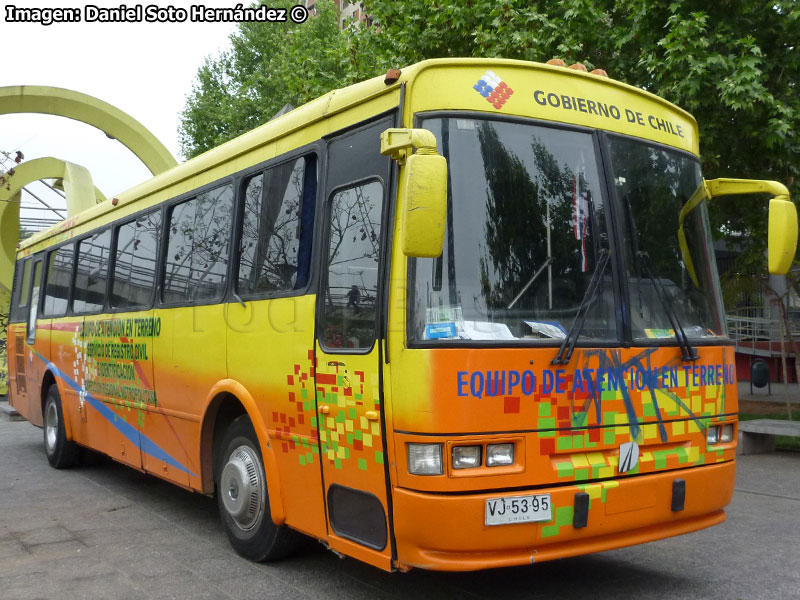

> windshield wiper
[635,251,698,362]
[507,257,553,310]
[623,195,697,362]
[552,248,610,365]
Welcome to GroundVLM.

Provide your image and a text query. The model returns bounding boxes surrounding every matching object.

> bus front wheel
[215,415,300,561]
[43,385,81,469]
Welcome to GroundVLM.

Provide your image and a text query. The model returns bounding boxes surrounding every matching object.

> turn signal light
[408,443,442,475]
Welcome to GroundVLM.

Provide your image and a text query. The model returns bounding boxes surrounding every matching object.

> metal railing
[726,306,800,356]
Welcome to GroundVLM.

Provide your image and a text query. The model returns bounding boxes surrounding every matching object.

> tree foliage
[357,0,799,273]
[179,0,379,158]
[0,150,24,191]
[181,0,799,277]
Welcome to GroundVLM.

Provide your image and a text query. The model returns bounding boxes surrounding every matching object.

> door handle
[365,411,379,421]
[319,405,330,414]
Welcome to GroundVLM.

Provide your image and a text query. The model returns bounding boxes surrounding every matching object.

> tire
[43,385,81,469]
[215,415,301,562]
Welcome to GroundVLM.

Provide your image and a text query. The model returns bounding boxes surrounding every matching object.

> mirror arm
[380,128,439,165]
[677,183,709,288]
[679,178,794,284]
[381,127,448,258]
[706,178,790,202]
[702,179,796,275]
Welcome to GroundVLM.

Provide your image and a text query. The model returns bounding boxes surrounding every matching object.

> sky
[2,0,240,226]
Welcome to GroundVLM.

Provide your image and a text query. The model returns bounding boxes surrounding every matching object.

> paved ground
[738,380,800,406]
[0,415,798,600]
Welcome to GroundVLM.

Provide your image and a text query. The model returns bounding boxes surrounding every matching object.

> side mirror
[680,178,797,282]
[381,128,448,258]
[768,197,798,274]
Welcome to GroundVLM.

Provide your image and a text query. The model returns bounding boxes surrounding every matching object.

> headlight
[486,443,514,467]
[408,443,442,475]
[452,445,481,469]
[720,424,734,443]
[707,426,720,445]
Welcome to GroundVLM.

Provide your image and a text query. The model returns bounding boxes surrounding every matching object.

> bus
[6,58,797,572]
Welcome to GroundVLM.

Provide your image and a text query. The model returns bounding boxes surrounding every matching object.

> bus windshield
[408,116,725,344]
[608,135,726,341]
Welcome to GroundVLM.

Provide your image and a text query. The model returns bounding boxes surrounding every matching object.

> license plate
[485,494,552,526]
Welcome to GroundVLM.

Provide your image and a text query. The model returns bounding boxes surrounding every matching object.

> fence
[726,305,800,356]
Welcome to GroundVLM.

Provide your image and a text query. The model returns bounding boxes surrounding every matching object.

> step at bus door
[315,116,395,570]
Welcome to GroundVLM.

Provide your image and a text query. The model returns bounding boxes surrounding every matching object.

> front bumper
[393,460,734,571]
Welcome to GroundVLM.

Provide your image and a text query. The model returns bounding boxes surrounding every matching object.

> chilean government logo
[473,71,514,109]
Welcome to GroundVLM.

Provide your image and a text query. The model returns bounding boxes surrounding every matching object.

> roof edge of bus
[404,57,698,125]
[18,70,395,250]
[18,57,697,252]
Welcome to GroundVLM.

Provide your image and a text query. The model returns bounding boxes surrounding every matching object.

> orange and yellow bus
[6,58,797,572]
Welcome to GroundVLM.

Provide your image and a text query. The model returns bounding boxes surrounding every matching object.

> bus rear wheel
[215,415,300,562]
[43,385,81,469]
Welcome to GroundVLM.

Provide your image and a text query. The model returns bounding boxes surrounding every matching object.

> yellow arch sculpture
[0,85,180,291]
[0,86,178,175]
[0,157,108,292]
[0,85,179,394]
[0,156,108,208]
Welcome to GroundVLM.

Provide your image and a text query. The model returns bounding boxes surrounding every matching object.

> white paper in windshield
[423,304,517,341]
[524,320,567,339]
[458,321,516,340]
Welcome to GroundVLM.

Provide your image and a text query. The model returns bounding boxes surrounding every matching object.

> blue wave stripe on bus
[33,349,197,477]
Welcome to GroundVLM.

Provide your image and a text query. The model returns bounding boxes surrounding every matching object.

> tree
[179,0,379,158]
[0,150,23,192]
[180,1,799,278]
[0,150,23,396]
[357,0,799,273]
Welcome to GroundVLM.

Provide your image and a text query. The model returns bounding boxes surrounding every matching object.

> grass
[739,410,800,451]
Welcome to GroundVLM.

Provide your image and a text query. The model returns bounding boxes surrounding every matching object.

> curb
[0,401,24,421]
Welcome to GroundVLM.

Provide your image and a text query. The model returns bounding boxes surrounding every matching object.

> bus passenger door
[19,258,44,423]
[315,117,394,570]
[9,258,32,418]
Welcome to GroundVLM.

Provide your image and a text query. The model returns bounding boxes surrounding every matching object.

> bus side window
[26,260,43,344]
[163,184,234,304]
[73,229,111,314]
[43,246,74,317]
[111,210,161,309]
[10,258,31,323]
[8,260,22,321]
[238,156,315,295]
[320,180,384,349]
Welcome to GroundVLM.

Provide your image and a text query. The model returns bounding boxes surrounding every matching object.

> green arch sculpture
[0,85,179,394]
[0,86,178,175]
[0,156,107,292]
[0,157,108,396]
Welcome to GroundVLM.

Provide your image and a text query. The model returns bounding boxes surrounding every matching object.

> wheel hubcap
[220,445,264,531]
[45,401,58,453]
